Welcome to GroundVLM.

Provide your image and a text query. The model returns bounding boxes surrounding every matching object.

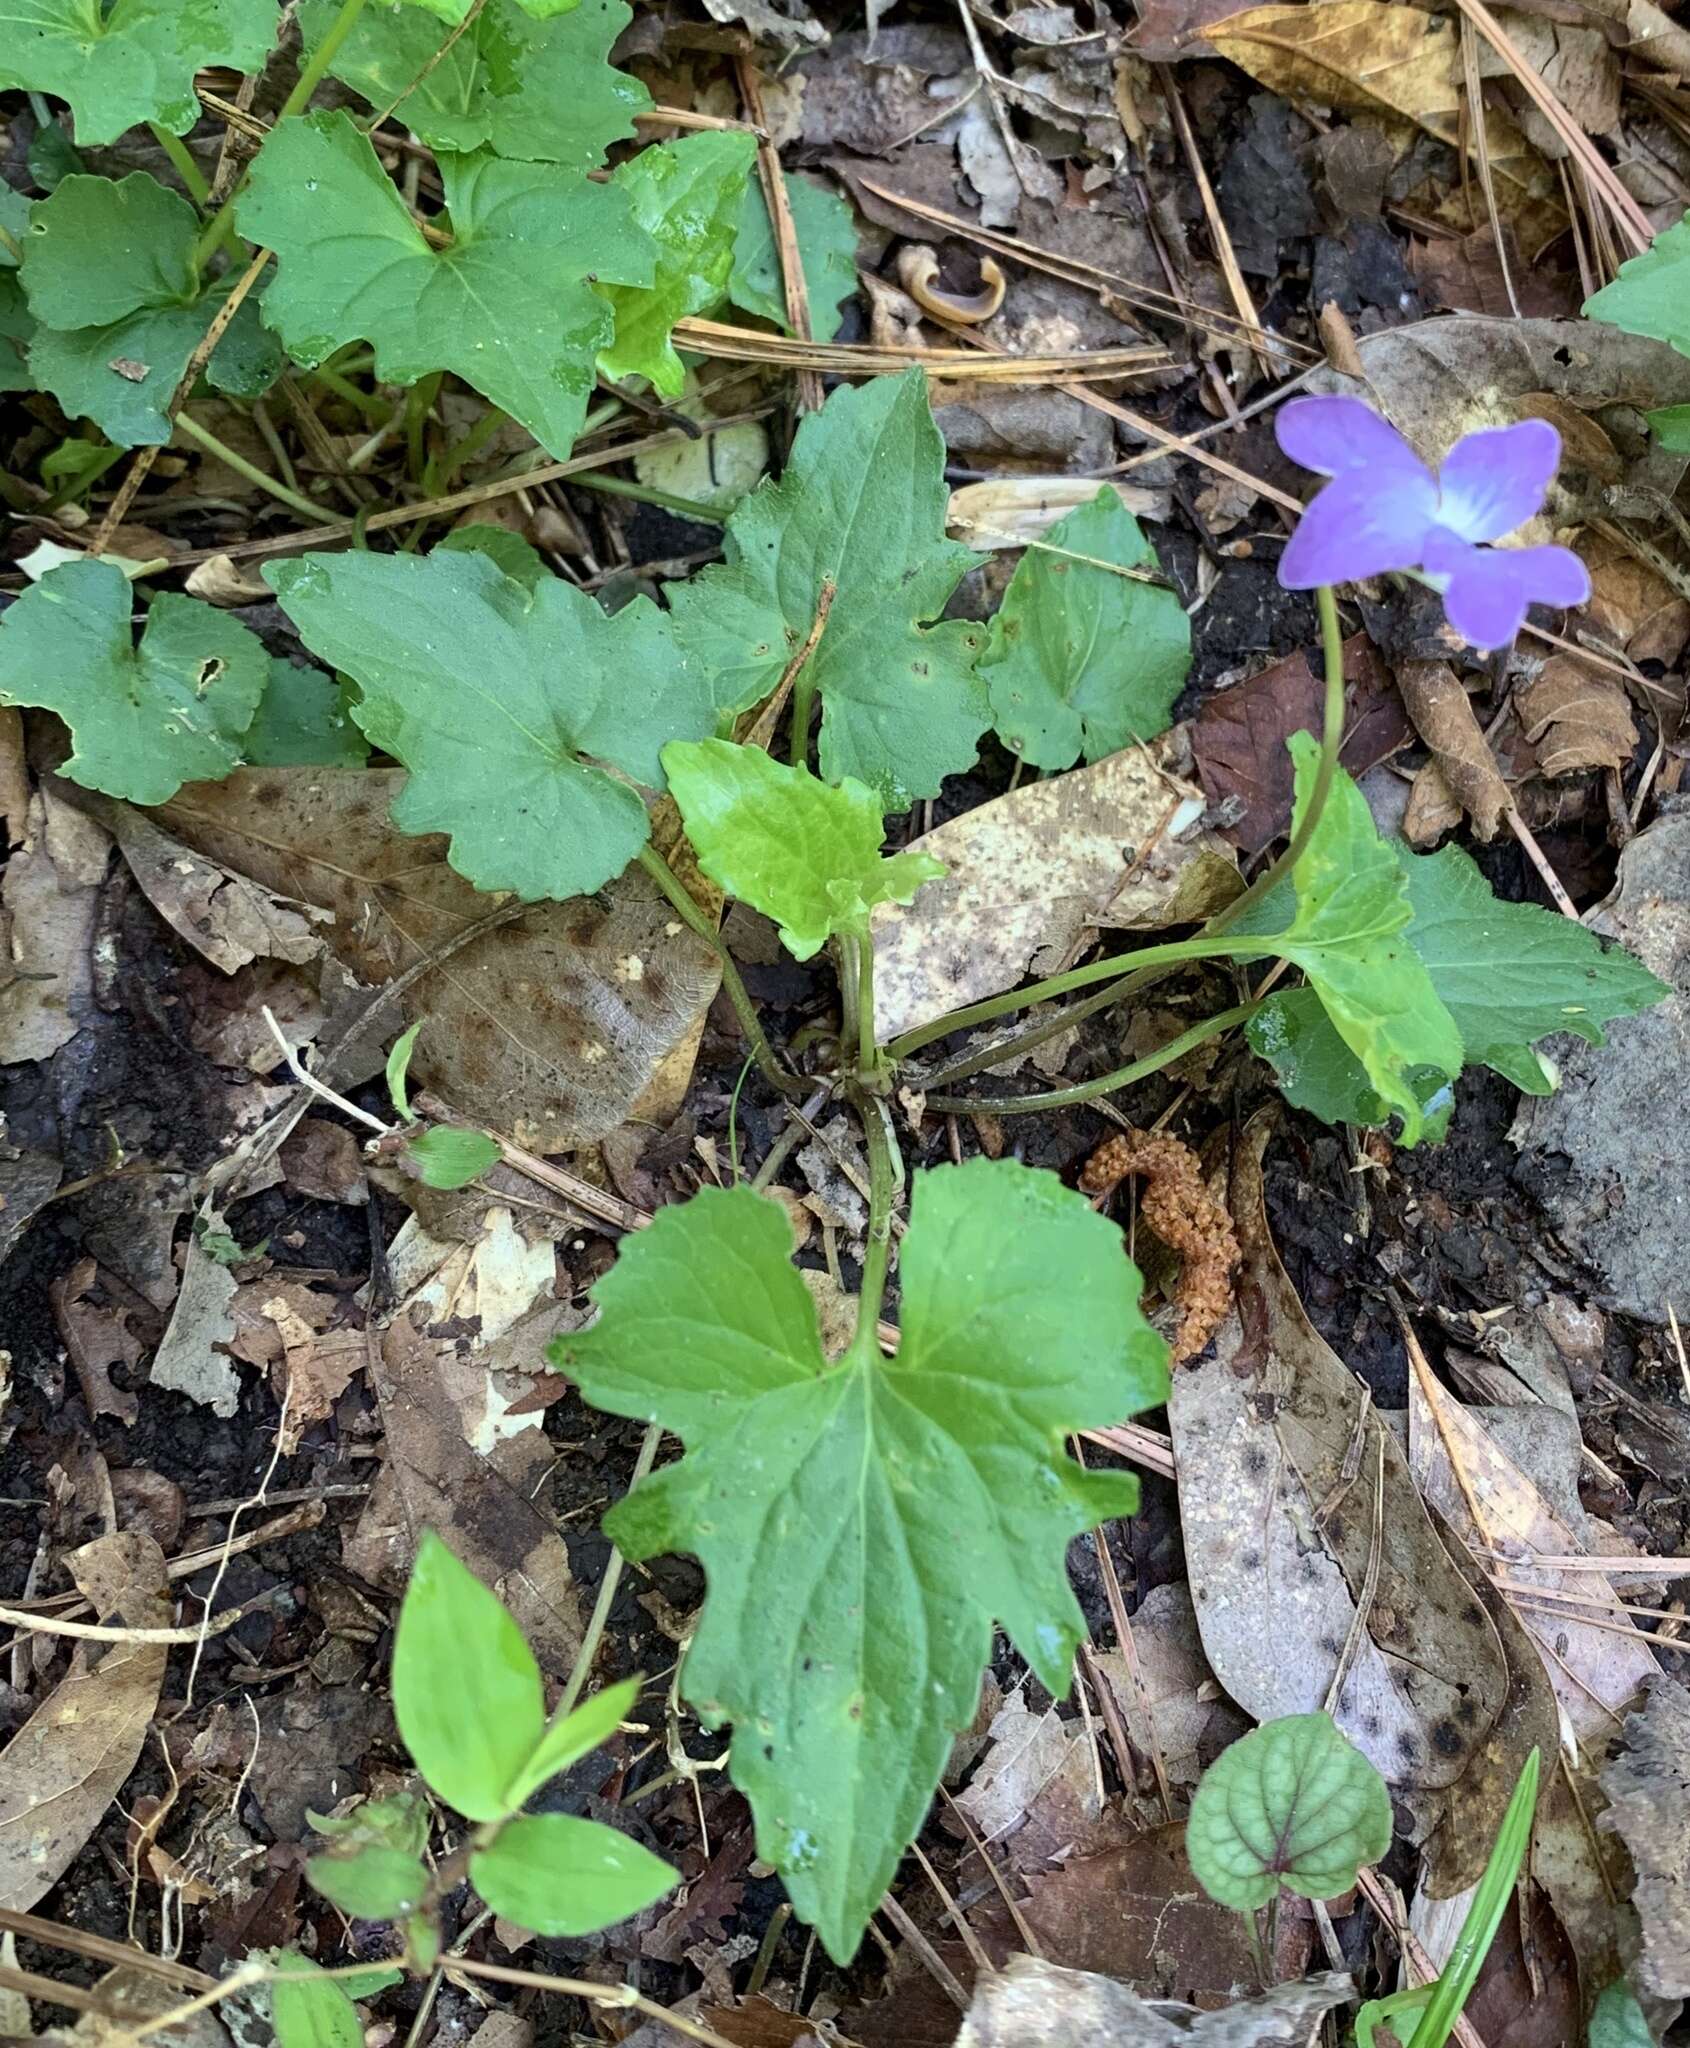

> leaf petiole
[848,1095,899,1358]
[148,122,211,207]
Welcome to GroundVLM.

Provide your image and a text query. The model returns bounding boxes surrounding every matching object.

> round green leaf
[1187,1712,1392,1910]
[392,1531,544,1821]
[469,1813,676,1935]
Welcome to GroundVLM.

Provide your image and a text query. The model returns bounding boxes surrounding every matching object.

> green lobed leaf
[21,171,281,445]
[979,488,1190,770]
[667,371,990,806]
[730,171,858,343]
[404,1126,503,1188]
[502,1674,643,1810]
[1187,1712,1393,1911]
[238,112,653,460]
[392,1530,545,1821]
[1647,402,1690,453]
[1266,733,1463,1143]
[269,1954,367,2048]
[469,1814,676,1935]
[0,185,33,395]
[0,0,278,147]
[662,739,945,959]
[243,659,370,769]
[267,547,719,900]
[554,1160,1170,1960]
[1589,1983,1655,2048]
[305,1844,429,1919]
[599,133,759,397]
[0,559,267,803]
[301,0,648,168]
[1584,211,1690,354]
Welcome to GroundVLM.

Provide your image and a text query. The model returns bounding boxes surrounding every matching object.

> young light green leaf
[730,171,858,342]
[269,1954,366,2048]
[387,1022,423,1124]
[308,1791,430,1858]
[1266,733,1463,1143]
[21,172,281,444]
[399,0,584,19]
[404,1126,502,1188]
[469,1814,676,1935]
[0,0,278,147]
[1584,211,1690,354]
[302,0,649,168]
[436,523,547,591]
[1247,988,1454,1139]
[242,659,369,769]
[554,1159,1170,1960]
[305,1844,429,1919]
[667,371,990,805]
[0,186,33,395]
[267,547,718,899]
[238,112,653,460]
[1396,840,1667,1092]
[663,738,944,959]
[1589,1983,1654,2048]
[1648,403,1690,453]
[979,488,1190,770]
[599,133,758,396]
[392,1530,544,1821]
[0,559,267,803]
[502,1675,642,1810]
[1187,1712,1393,1910]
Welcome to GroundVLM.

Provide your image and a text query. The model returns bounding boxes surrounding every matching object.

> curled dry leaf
[1516,654,1639,777]
[955,1955,1355,2048]
[0,1531,170,1910]
[869,744,1240,1042]
[1081,1130,1239,1363]
[1394,660,1510,840]
[1168,1116,1510,1790]
[160,767,720,1151]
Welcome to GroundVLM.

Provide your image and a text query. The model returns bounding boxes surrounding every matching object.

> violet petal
[1434,420,1561,543]
[1277,469,1438,589]
[1276,395,1432,481]
[1427,532,1591,649]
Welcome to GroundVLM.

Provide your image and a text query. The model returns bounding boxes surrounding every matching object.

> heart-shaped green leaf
[1187,1711,1392,1910]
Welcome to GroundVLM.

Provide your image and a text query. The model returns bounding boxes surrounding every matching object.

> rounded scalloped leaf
[1187,1712,1392,1910]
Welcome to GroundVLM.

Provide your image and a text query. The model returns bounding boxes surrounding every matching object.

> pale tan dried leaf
[149,1237,242,1417]
[1396,661,1510,839]
[869,746,1240,1041]
[51,1257,141,1427]
[1401,760,1466,848]
[0,791,108,1065]
[1601,1678,1690,1998]
[103,802,325,975]
[0,708,28,850]
[0,1532,169,1910]
[1516,654,1638,776]
[184,554,272,606]
[955,1955,1354,2048]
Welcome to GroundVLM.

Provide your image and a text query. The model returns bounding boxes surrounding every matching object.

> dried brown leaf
[1600,1677,1690,1999]
[955,1956,1354,2048]
[1395,660,1511,838]
[51,1256,141,1427]
[1516,654,1638,776]
[103,803,325,975]
[0,790,109,1065]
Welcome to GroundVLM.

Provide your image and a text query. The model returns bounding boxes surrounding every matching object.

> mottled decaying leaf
[556,1160,1169,1959]
[954,1955,1356,2048]
[0,1532,169,1909]
[1602,1679,1690,1993]
[1516,653,1639,777]
[157,766,720,1151]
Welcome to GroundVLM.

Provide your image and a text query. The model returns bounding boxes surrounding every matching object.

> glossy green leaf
[1584,211,1690,353]
[243,659,368,768]
[502,1675,642,1810]
[267,547,718,899]
[269,1954,365,2048]
[555,1159,1170,1960]
[404,1126,502,1188]
[1267,734,1463,1143]
[0,185,33,394]
[1589,1983,1654,2048]
[469,1814,676,1935]
[599,133,758,396]
[668,372,990,806]
[21,171,281,444]
[730,171,857,342]
[0,0,278,147]
[1247,988,1453,1140]
[303,0,648,167]
[1187,1712,1392,1910]
[1397,840,1666,1091]
[386,1022,422,1124]
[305,1844,429,1919]
[663,738,945,959]
[1647,402,1690,453]
[980,488,1189,770]
[392,1530,544,1821]
[238,112,653,460]
[0,559,267,802]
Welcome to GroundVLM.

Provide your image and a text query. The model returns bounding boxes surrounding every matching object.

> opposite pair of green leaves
[554,1157,1171,1961]
[16,172,281,445]
[304,1532,674,1940]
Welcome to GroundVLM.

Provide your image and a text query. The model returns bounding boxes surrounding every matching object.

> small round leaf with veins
[1187,1712,1392,1910]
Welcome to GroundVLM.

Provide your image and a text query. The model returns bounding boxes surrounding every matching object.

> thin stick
[263,1007,394,1135]
[1160,73,1277,379]
[1505,806,1579,919]
[784,579,837,770]
[445,1956,744,2048]
[736,56,821,414]
[0,1600,255,1647]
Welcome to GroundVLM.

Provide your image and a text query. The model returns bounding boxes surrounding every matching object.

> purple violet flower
[1274,394,1590,650]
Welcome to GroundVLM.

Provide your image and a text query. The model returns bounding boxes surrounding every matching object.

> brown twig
[736,56,821,414]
